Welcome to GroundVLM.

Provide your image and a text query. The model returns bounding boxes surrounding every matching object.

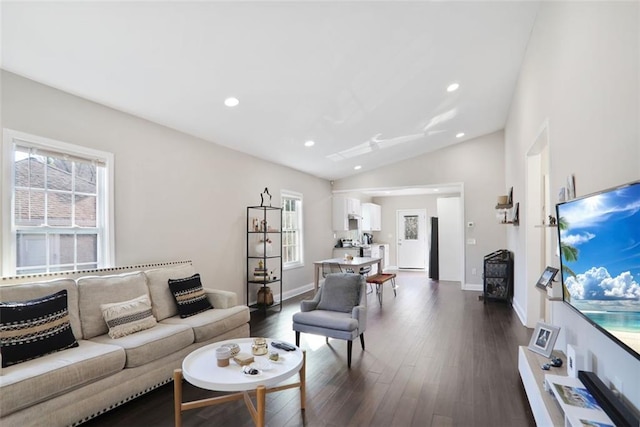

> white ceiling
[1,1,539,181]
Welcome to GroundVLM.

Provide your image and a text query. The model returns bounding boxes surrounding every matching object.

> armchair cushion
[316,273,363,313]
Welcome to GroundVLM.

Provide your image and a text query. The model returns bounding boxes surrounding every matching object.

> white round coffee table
[174,337,306,427]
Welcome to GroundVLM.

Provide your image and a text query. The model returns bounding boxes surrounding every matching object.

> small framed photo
[535,266,559,291]
[528,322,560,358]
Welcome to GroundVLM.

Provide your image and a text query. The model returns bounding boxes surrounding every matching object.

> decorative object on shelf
[558,186,566,202]
[566,174,576,200]
[260,187,272,207]
[255,239,273,256]
[566,344,591,378]
[257,286,274,306]
[509,202,520,225]
[528,321,560,358]
[547,215,557,226]
[253,260,268,280]
[495,187,518,225]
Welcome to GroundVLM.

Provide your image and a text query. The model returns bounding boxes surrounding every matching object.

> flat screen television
[556,180,640,361]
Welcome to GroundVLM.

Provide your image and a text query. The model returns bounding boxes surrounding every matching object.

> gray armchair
[292,273,366,368]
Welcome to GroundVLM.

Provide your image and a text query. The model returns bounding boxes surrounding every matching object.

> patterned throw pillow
[168,274,213,318]
[0,289,79,368]
[100,294,157,339]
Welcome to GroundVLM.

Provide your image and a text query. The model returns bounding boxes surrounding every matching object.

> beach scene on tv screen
[558,183,640,355]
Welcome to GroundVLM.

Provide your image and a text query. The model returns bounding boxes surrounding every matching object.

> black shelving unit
[247,206,282,313]
[483,249,513,304]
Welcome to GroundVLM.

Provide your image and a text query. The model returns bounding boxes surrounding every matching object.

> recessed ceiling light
[224,97,239,107]
[304,140,315,147]
[447,83,460,92]
[434,189,440,192]
[354,165,362,170]
[456,132,465,138]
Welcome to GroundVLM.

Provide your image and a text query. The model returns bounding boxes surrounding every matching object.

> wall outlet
[472,267,477,275]
[466,238,476,245]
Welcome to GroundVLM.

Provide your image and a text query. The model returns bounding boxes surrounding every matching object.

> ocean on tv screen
[557,181,640,355]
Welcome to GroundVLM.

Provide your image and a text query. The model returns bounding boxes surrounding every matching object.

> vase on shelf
[255,241,273,256]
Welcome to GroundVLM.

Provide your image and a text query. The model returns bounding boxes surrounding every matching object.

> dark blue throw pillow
[0,289,79,367]
[168,273,213,318]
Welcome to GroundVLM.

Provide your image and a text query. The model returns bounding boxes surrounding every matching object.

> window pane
[16,233,46,267]
[47,158,73,191]
[50,234,75,265]
[48,192,72,226]
[75,163,97,194]
[14,152,45,189]
[76,195,97,227]
[77,234,98,263]
[15,189,45,226]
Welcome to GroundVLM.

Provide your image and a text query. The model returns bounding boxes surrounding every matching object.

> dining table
[312,256,382,291]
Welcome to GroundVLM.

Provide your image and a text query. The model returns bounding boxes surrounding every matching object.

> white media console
[518,346,615,427]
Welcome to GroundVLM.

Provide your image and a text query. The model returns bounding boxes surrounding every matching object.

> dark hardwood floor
[83,271,535,426]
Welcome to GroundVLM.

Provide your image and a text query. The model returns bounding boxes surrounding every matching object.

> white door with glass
[396,209,427,269]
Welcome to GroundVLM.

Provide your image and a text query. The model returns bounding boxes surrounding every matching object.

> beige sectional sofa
[0,262,250,426]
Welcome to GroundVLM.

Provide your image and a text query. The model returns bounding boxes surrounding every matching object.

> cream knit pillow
[100,294,157,339]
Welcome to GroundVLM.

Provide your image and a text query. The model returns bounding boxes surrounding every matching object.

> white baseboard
[512,298,527,326]
[463,283,483,291]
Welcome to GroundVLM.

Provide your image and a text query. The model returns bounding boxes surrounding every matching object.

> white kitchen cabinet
[332,196,361,231]
[347,198,361,216]
[361,203,381,231]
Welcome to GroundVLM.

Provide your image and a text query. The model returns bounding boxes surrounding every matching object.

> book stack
[254,266,268,281]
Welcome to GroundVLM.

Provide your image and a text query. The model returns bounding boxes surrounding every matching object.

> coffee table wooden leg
[256,385,266,427]
[173,369,183,427]
[300,350,306,410]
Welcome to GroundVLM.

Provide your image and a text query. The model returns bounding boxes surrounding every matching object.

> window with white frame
[281,191,303,268]
[2,129,114,276]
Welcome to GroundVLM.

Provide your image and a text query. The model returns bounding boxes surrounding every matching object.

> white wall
[437,196,463,282]
[334,131,507,287]
[0,71,335,300]
[505,1,640,411]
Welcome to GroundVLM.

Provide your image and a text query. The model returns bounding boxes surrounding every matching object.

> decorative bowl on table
[221,343,240,356]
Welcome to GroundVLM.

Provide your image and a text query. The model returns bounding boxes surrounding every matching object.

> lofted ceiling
[1,1,540,181]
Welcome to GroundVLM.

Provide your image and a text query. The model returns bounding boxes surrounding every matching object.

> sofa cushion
[90,322,193,368]
[0,290,79,367]
[77,272,149,339]
[161,305,250,343]
[0,339,125,417]
[317,273,363,313]
[100,294,157,339]
[168,274,213,318]
[144,263,195,321]
[0,278,81,340]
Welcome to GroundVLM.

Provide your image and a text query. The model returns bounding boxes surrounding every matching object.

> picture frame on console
[528,322,560,358]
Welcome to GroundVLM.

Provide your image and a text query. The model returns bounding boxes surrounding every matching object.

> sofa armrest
[204,288,238,309]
